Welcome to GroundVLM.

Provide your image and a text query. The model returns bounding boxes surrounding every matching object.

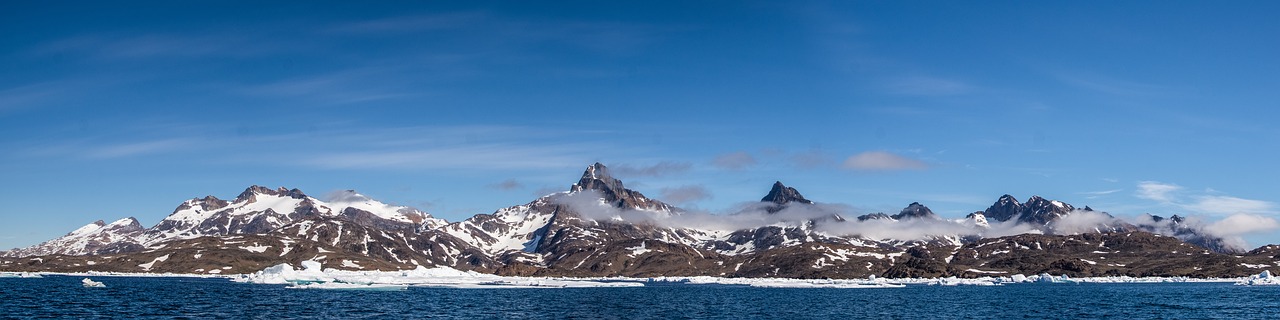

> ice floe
[0,272,42,278]
[1236,270,1280,286]
[231,261,1253,289]
[235,261,643,289]
[81,278,105,287]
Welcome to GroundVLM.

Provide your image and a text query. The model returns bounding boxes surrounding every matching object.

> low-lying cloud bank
[552,191,1280,252]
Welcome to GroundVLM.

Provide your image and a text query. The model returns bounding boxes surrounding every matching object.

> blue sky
[2,1,1278,249]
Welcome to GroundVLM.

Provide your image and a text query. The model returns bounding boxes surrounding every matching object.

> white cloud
[790,149,835,169]
[659,185,712,204]
[711,151,756,170]
[1135,181,1181,203]
[841,151,927,171]
[87,139,190,159]
[884,76,972,96]
[1185,196,1275,216]
[1135,181,1274,216]
[1205,214,1280,237]
[303,144,586,170]
[1080,189,1123,196]
[611,162,692,177]
[488,179,524,191]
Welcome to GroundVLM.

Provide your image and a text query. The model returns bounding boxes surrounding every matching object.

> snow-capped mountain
[1,218,144,257]
[4,186,444,258]
[4,162,1276,279]
[982,194,1075,226]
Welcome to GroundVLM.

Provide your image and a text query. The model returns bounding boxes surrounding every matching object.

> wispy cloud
[1185,195,1275,216]
[1136,181,1181,203]
[87,139,191,159]
[1135,181,1275,216]
[302,144,589,170]
[1079,188,1124,199]
[1080,189,1123,196]
[1205,214,1280,238]
[0,83,59,113]
[329,12,667,56]
[327,12,487,34]
[790,149,835,169]
[487,179,524,191]
[659,185,712,204]
[611,162,692,177]
[841,151,927,171]
[711,151,757,170]
[30,33,283,60]
[236,69,413,105]
[884,76,972,96]
[1051,71,1169,97]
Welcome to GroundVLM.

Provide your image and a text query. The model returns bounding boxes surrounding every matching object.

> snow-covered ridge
[0,218,143,257]
[4,185,446,257]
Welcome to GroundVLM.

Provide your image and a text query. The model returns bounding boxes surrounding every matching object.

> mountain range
[3,163,1277,278]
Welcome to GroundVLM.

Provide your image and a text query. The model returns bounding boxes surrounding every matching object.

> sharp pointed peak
[566,162,671,211]
[761,181,813,206]
[572,162,624,193]
[582,162,612,180]
[892,202,936,220]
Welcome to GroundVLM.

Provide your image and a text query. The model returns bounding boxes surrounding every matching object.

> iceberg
[81,278,106,288]
[236,261,644,288]
[1237,270,1280,286]
[928,277,1001,286]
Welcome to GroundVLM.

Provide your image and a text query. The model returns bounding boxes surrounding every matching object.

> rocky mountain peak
[983,194,1077,225]
[856,212,892,221]
[569,163,670,211]
[984,194,1023,222]
[234,185,308,203]
[891,202,937,220]
[762,181,813,205]
[571,163,625,195]
[106,217,144,232]
[760,181,814,214]
[1018,195,1075,226]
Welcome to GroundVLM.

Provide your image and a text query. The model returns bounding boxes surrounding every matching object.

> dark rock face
[984,195,1022,222]
[891,202,937,220]
[857,213,892,221]
[762,181,813,205]
[982,195,1076,226]
[1019,196,1074,226]
[873,232,1275,278]
[570,162,672,211]
[338,207,419,232]
[760,181,812,213]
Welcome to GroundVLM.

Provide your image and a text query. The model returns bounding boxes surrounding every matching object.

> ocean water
[2,276,1277,319]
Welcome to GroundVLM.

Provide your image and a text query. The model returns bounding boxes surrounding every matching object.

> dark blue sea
[2,275,1277,319]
